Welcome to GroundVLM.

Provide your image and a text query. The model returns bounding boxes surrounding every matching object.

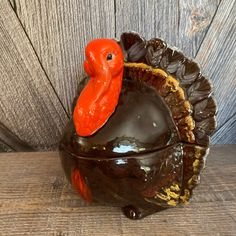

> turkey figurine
[59,32,217,219]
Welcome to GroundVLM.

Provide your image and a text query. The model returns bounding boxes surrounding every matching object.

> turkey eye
[106,53,113,61]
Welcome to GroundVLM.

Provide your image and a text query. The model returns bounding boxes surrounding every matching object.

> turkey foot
[122,205,160,220]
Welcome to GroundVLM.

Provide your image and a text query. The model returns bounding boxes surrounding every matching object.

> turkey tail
[120,32,217,202]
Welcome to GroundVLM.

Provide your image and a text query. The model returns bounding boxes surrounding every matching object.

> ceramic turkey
[59,32,217,219]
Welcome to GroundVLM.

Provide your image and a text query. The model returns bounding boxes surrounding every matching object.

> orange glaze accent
[73,39,124,136]
[71,169,92,202]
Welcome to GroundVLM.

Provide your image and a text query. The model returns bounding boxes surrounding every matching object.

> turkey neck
[73,68,123,137]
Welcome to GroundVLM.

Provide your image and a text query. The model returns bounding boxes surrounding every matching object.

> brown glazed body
[60,143,184,219]
[59,32,217,219]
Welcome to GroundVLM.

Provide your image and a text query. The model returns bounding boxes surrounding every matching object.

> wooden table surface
[0,145,235,235]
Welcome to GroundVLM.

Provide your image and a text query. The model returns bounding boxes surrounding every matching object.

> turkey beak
[84,51,112,101]
[85,51,109,76]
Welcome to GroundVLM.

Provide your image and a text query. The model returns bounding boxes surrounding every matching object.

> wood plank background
[0,145,235,235]
[0,0,235,151]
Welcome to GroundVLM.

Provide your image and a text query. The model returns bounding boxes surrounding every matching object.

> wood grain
[195,0,236,144]
[0,0,68,150]
[212,113,236,144]
[178,0,221,57]
[0,141,13,152]
[0,145,235,235]
[0,123,33,152]
[14,0,115,115]
[116,0,220,58]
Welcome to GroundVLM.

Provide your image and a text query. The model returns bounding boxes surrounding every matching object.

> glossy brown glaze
[60,77,183,219]
[59,143,183,219]
[61,78,179,157]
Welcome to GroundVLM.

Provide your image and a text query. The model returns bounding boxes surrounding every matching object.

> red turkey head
[73,39,124,136]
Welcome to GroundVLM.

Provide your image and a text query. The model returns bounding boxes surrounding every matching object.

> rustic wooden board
[14,0,115,115]
[116,0,220,58]
[195,0,236,144]
[0,0,68,149]
[0,123,33,152]
[212,114,236,144]
[0,145,235,235]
